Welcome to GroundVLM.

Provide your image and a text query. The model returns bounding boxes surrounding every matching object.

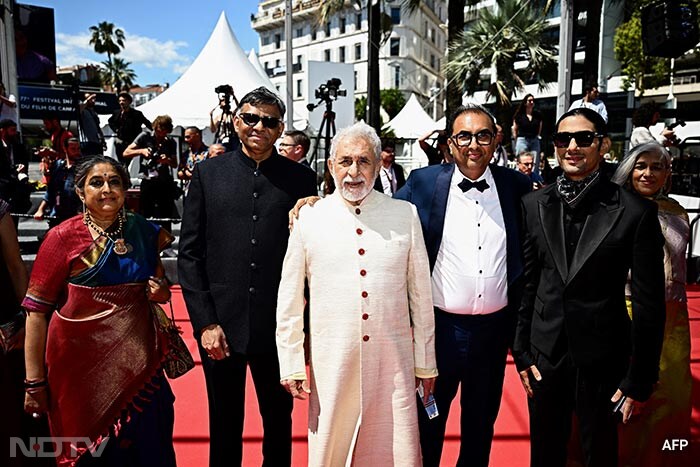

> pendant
[113,238,129,255]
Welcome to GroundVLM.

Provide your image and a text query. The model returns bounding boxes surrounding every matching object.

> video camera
[315,78,346,102]
[215,84,235,111]
[307,78,347,111]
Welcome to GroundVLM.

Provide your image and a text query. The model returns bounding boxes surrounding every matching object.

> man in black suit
[513,107,665,467]
[395,104,531,467]
[107,92,152,164]
[178,87,317,467]
[373,140,405,194]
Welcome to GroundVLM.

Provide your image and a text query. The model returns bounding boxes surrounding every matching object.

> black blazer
[513,180,665,401]
[177,149,317,355]
[394,164,532,338]
[373,162,406,193]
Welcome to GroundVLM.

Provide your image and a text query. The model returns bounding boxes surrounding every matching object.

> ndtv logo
[9,437,109,458]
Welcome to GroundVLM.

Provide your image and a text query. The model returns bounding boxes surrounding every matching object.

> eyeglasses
[451,130,494,147]
[238,112,282,129]
[552,131,604,148]
[278,142,297,148]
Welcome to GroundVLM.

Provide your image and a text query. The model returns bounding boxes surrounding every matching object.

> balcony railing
[252,0,322,26]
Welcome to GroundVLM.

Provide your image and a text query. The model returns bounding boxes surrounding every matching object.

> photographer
[210,84,240,151]
[108,92,152,164]
[123,115,178,233]
[178,126,208,194]
[79,93,106,156]
[630,103,679,150]
[418,128,451,165]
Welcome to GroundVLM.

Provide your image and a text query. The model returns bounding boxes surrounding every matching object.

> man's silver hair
[612,141,671,193]
[329,122,382,162]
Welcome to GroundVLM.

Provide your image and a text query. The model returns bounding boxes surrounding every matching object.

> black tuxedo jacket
[373,162,406,194]
[513,179,665,401]
[178,149,317,355]
[395,164,531,328]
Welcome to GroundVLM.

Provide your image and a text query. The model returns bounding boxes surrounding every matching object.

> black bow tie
[458,178,489,193]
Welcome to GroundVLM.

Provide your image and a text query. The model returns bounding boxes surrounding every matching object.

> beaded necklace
[83,210,129,255]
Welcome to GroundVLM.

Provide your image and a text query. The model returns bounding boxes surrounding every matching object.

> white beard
[334,173,374,203]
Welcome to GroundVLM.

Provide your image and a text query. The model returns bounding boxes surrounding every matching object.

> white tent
[135,12,278,128]
[247,49,276,89]
[383,94,437,139]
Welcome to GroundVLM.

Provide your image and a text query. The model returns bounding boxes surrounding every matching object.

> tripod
[308,101,336,193]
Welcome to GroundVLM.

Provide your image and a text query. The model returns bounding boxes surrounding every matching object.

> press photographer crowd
[0,79,696,467]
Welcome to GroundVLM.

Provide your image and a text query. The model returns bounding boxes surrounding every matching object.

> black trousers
[418,308,511,467]
[198,346,293,467]
[139,177,175,233]
[527,351,623,467]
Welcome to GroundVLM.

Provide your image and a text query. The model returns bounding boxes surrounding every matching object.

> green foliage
[381,89,406,119]
[355,96,367,122]
[354,89,407,122]
[101,57,136,93]
[445,0,557,108]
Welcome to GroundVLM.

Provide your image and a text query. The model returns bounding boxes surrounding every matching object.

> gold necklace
[83,210,129,255]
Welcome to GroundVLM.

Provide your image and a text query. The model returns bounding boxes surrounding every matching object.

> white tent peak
[383,94,438,139]
[135,11,275,128]
[247,49,277,90]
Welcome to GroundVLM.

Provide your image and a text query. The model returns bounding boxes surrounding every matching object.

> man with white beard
[276,121,437,466]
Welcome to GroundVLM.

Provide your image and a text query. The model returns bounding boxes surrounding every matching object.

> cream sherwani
[276,190,437,467]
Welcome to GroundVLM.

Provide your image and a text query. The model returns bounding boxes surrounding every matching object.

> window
[324,49,331,62]
[340,17,346,34]
[339,46,346,63]
[390,7,401,24]
[275,59,281,69]
[354,70,358,91]
[296,79,302,98]
[324,21,331,37]
[390,38,400,56]
[393,66,401,88]
[430,54,436,70]
[274,33,281,49]
[262,35,271,46]
[295,27,303,38]
[355,13,362,30]
[311,27,317,41]
[296,54,302,64]
[355,43,362,61]
[430,28,436,44]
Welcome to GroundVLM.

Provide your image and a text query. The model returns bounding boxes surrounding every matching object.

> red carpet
[168,287,700,466]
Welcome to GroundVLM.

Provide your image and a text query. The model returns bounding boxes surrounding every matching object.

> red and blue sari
[23,212,175,467]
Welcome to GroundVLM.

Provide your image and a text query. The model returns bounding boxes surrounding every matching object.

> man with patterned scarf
[513,107,666,467]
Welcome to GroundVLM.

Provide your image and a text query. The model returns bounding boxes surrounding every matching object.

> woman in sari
[23,155,177,467]
[612,142,692,467]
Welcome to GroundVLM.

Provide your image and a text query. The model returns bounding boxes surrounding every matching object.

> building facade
[251,0,447,120]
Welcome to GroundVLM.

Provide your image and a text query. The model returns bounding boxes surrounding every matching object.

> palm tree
[89,21,126,66]
[445,0,557,134]
[101,57,136,93]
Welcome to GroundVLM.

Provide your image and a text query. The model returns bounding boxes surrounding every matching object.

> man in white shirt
[569,82,608,123]
[395,103,532,467]
[373,140,405,194]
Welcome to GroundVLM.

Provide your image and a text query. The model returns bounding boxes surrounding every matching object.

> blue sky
[27,0,262,86]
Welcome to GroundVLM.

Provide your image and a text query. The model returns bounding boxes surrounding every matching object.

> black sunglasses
[238,112,282,129]
[552,131,604,148]
[451,130,494,147]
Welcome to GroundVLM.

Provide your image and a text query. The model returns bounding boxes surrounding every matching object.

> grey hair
[612,141,671,193]
[329,122,382,162]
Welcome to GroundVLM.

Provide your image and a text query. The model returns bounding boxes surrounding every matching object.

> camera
[215,84,234,111]
[314,78,347,102]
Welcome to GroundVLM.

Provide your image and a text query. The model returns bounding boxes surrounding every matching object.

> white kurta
[276,190,437,467]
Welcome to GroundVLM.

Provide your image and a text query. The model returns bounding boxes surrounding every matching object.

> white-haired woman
[612,142,692,467]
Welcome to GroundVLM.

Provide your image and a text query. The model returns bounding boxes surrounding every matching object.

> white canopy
[247,49,276,89]
[383,94,438,139]
[135,12,276,128]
